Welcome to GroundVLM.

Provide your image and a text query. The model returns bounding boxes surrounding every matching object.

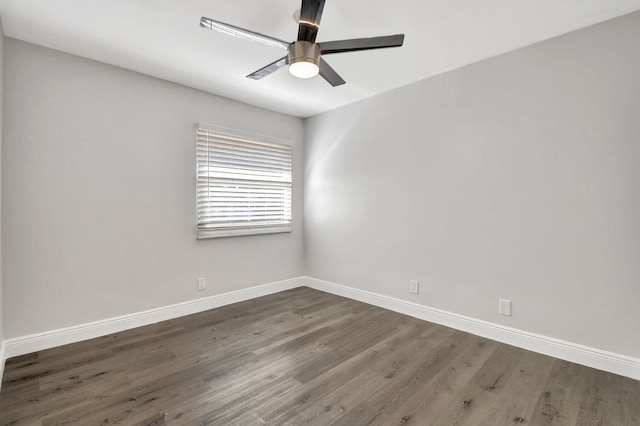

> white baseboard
[304,276,640,381]
[2,277,304,363]
[2,275,638,385]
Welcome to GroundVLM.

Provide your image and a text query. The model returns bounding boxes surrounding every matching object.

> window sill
[197,225,292,239]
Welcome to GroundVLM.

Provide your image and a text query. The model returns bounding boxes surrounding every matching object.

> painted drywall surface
[304,11,640,358]
[2,39,304,339]
[0,17,5,348]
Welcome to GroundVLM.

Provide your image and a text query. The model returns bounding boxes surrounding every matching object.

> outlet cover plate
[197,277,206,291]
[499,299,512,316]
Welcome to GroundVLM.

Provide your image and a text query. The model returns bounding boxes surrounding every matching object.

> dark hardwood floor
[1,287,638,425]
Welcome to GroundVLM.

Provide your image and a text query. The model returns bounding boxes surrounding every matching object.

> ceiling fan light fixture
[289,59,319,78]
[288,41,320,79]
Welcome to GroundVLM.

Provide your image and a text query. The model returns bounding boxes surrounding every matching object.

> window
[196,124,292,238]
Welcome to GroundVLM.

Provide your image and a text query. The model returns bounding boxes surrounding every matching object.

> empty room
[0,0,639,425]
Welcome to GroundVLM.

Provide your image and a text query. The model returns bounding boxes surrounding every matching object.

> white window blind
[196,124,292,238]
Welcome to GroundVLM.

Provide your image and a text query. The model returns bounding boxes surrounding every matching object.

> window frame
[196,123,293,239]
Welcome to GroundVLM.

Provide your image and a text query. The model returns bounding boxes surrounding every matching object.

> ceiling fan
[200,0,405,86]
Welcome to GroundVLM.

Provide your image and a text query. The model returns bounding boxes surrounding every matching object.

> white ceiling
[1,0,639,118]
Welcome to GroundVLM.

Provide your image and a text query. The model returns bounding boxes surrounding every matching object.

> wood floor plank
[254,322,428,425]
[366,334,499,426]
[291,312,402,385]
[529,359,590,425]
[289,369,388,426]
[429,344,526,425]
[476,350,556,425]
[1,287,637,426]
[333,329,474,426]
[617,371,640,424]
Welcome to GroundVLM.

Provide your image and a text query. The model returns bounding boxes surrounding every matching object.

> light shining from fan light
[289,60,319,79]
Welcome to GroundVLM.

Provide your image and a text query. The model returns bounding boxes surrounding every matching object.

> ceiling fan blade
[200,17,289,49]
[246,56,289,80]
[297,0,325,43]
[319,34,405,55]
[318,57,345,87]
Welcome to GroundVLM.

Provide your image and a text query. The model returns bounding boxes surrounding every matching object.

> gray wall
[2,39,305,338]
[305,11,640,358]
[3,9,639,362]
[0,17,4,349]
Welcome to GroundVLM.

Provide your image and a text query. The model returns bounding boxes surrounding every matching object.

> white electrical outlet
[499,299,512,316]
[197,277,206,291]
[409,280,419,294]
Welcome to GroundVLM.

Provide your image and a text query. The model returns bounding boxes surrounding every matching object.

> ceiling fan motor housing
[288,41,320,72]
